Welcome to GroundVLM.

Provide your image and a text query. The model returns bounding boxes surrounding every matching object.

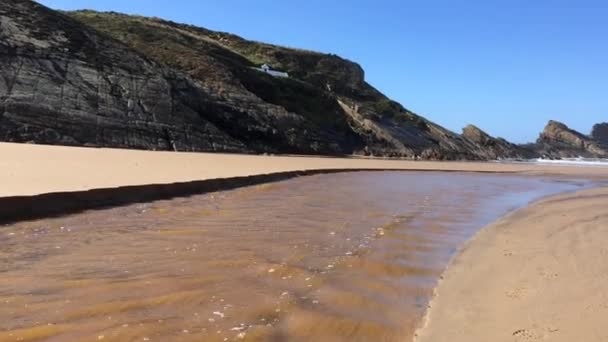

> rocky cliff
[461,125,534,160]
[67,10,496,159]
[0,0,251,152]
[536,120,607,158]
[0,1,595,160]
[592,123,608,145]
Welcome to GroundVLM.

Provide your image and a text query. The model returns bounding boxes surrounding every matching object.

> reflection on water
[0,172,590,341]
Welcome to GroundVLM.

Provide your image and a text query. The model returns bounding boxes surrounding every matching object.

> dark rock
[0,0,246,152]
[592,122,608,145]
[461,124,535,159]
[536,120,607,158]
[67,10,497,159]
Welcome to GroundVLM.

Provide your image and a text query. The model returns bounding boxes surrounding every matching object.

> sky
[38,0,607,143]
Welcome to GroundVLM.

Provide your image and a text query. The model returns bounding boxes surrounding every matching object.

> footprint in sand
[505,286,527,299]
[512,326,558,341]
[538,268,558,279]
[512,328,543,340]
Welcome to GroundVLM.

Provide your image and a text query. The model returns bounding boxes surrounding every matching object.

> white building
[256,64,289,78]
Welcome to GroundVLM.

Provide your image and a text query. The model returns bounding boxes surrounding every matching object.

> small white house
[255,64,289,78]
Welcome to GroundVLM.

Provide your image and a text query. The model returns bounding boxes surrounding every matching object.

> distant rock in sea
[592,122,608,145]
[536,120,607,158]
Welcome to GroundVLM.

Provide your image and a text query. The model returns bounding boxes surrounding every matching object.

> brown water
[0,172,591,342]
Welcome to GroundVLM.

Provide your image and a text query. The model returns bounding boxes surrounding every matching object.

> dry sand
[415,186,608,342]
[0,142,607,197]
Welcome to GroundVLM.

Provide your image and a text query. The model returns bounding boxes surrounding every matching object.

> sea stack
[592,122,608,145]
[537,120,608,158]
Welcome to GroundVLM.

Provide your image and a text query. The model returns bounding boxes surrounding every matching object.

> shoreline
[414,186,608,342]
[1,167,565,225]
[1,142,608,223]
[411,187,573,341]
[2,142,608,197]
[0,167,517,224]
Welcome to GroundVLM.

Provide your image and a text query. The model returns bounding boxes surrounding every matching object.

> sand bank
[2,142,607,223]
[1,142,607,198]
[415,186,608,342]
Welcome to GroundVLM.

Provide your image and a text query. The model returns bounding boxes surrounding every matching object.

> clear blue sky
[38,0,607,142]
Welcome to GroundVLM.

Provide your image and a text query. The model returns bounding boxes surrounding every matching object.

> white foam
[497,157,608,167]
[530,157,608,167]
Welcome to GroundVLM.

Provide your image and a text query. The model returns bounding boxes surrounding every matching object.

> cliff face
[536,121,607,158]
[0,0,248,152]
[67,10,491,159]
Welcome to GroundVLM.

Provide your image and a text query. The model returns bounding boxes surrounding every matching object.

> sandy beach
[415,186,608,342]
[1,142,608,341]
[7,142,608,224]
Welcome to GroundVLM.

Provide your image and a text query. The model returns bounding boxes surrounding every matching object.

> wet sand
[415,186,608,342]
[0,172,595,341]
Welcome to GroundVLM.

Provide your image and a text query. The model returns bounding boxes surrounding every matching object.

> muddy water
[0,172,591,342]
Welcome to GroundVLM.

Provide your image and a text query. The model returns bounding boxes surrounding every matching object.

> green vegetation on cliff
[67,10,489,159]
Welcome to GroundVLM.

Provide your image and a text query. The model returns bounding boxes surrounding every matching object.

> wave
[527,157,608,167]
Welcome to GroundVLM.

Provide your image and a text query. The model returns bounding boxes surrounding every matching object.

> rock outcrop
[0,0,250,152]
[592,123,608,145]
[461,125,534,159]
[536,121,607,158]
